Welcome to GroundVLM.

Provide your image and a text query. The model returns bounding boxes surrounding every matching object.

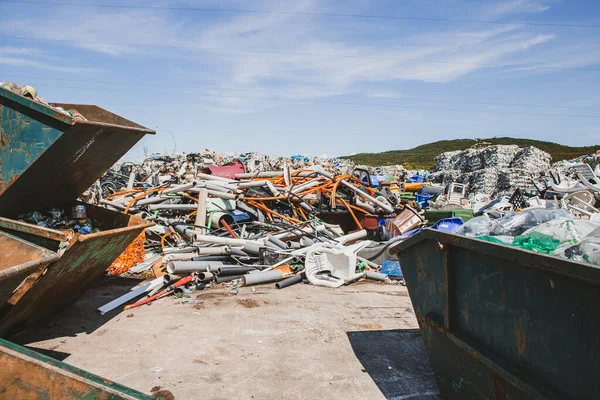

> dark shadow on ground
[9,276,144,347]
[347,329,440,400]
[23,345,71,361]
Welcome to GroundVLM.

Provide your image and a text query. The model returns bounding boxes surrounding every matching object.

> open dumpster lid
[0,88,155,217]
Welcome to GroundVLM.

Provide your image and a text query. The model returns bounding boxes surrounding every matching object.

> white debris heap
[428,145,552,196]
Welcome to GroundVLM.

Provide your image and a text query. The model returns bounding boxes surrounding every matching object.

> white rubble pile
[428,145,552,196]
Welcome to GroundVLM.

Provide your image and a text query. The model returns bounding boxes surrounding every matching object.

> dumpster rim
[397,229,600,281]
[0,231,60,280]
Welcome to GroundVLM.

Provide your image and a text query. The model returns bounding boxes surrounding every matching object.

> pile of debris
[428,145,552,196]
[94,166,423,313]
[82,152,410,204]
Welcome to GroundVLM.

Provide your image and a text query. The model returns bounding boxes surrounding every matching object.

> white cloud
[483,0,551,18]
[0,47,99,73]
[0,0,595,112]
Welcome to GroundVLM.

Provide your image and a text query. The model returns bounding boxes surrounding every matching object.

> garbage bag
[512,232,560,254]
[490,209,575,236]
[522,219,600,256]
[304,242,369,288]
[455,215,498,237]
[564,227,600,266]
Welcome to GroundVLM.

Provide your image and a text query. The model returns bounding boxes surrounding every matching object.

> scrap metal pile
[95,163,419,313]
[93,143,600,312]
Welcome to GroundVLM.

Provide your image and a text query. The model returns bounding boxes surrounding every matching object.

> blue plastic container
[431,217,464,233]
[406,175,425,183]
[381,260,403,279]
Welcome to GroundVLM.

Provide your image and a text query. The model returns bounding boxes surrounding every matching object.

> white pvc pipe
[194,234,247,247]
[195,188,208,230]
[339,180,394,213]
[335,229,367,244]
[161,182,197,195]
[196,173,236,183]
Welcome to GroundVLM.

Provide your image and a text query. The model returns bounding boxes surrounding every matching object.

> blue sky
[1,0,599,160]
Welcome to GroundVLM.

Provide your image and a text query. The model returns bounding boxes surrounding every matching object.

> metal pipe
[134,196,170,206]
[291,178,324,193]
[230,248,249,257]
[236,171,283,179]
[189,182,235,193]
[100,199,139,212]
[242,241,262,255]
[267,235,288,249]
[190,256,232,262]
[126,170,135,189]
[161,182,197,195]
[195,173,236,183]
[210,212,235,229]
[172,224,197,240]
[163,253,198,264]
[167,260,224,274]
[366,271,388,281]
[188,187,237,199]
[194,234,247,247]
[242,270,285,286]
[339,180,394,213]
[299,237,315,247]
[148,204,198,210]
[196,246,232,256]
[356,199,376,214]
[216,266,257,276]
[163,274,183,284]
[335,229,368,244]
[236,171,316,179]
[198,272,214,281]
[286,241,302,249]
[275,273,304,289]
[214,275,242,283]
[357,257,380,270]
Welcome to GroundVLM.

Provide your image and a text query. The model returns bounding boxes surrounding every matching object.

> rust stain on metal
[516,326,526,359]
[493,374,508,400]
[0,218,150,335]
[0,338,152,399]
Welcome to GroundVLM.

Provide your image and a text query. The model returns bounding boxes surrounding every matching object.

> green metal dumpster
[0,87,154,217]
[0,337,153,399]
[397,229,600,399]
[0,87,155,336]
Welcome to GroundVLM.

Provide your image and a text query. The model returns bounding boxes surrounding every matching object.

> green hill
[341,137,599,170]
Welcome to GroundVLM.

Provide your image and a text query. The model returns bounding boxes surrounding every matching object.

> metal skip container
[0,87,155,335]
[0,230,59,306]
[397,230,600,399]
[0,337,153,399]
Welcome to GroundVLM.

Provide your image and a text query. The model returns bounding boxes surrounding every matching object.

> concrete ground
[12,277,439,400]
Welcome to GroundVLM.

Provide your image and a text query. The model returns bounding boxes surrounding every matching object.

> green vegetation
[341,137,599,170]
